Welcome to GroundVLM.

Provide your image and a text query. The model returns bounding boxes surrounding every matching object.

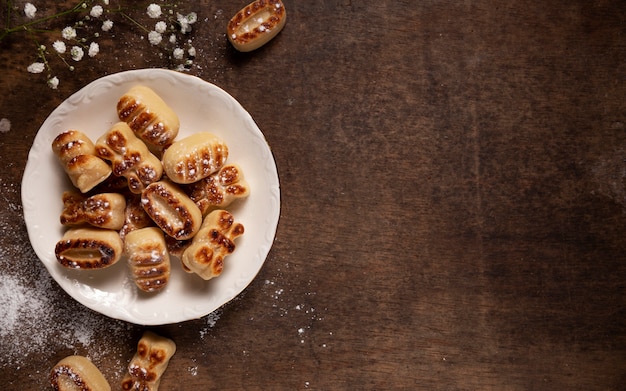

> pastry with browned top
[52,130,112,193]
[181,209,244,280]
[121,331,176,391]
[60,191,126,230]
[50,355,111,391]
[161,132,228,184]
[117,85,180,147]
[124,227,171,292]
[227,0,287,52]
[55,227,123,269]
[119,194,155,241]
[95,122,163,194]
[141,180,202,240]
[185,164,250,215]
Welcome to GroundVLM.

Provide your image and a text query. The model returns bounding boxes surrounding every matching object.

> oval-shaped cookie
[60,191,126,230]
[50,355,111,391]
[227,0,287,52]
[161,132,228,184]
[141,180,202,240]
[55,227,123,269]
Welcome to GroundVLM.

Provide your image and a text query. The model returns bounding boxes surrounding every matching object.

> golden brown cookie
[117,85,180,147]
[52,130,112,193]
[121,331,176,391]
[124,227,171,293]
[161,132,228,184]
[55,227,123,269]
[181,209,244,280]
[50,355,111,391]
[185,164,250,215]
[95,122,163,194]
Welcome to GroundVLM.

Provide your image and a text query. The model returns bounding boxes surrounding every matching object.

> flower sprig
[2,1,199,89]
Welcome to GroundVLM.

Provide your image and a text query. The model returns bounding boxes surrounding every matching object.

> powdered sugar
[0,275,47,341]
[0,248,133,366]
[199,308,222,339]
[0,179,132,385]
[261,261,330,348]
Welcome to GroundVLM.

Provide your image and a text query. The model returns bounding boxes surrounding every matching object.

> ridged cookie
[50,355,111,391]
[52,130,112,193]
[95,122,163,194]
[141,180,202,240]
[181,209,244,280]
[117,85,180,147]
[124,227,171,292]
[55,227,123,269]
[185,164,250,215]
[60,191,126,230]
[121,331,176,391]
[161,132,228,184]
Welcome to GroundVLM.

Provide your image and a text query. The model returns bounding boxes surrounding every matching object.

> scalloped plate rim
[21,69,281,325]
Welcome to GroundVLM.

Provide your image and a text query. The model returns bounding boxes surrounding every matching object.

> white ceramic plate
[22,69,280,325]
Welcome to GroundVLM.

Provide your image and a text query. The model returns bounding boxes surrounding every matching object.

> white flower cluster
[19,1,199,89]
[144,4,198,71]
[24,2,113,89]
[24,3,37,19]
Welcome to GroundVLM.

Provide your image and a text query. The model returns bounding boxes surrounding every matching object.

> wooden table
[1,1,625,389]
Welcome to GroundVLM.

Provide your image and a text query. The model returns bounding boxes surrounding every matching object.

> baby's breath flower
[88,42,100,57]
[27,62,45,73]
[147,4,162,19]
[53,40,67,54]
[48,76,59,89]
[176,13,192,34]
[148,31,162,45]
[173,47,184,60]
[90,5,103,18]
[186,12,198,24]
[13,1,203,88]
[101,20,113,31]
[24,3,37,19]
[62,27,77,40]
[155,21,167,34]
[70,46,84,61]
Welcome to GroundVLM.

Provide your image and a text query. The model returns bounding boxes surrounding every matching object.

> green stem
[1,1,88,42]
[4,0,10,31]
[120,11,150,33]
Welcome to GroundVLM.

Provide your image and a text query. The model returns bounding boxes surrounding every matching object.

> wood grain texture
[1,0,625,389]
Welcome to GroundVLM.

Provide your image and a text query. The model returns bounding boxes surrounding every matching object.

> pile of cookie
[51,85,249,292]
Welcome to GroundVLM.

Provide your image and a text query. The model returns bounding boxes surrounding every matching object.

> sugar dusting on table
[0,179,132,384]
[2,176,330,387]
[258,258,333,390]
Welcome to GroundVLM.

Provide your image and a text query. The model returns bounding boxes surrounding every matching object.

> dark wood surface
[1,1,625,389]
